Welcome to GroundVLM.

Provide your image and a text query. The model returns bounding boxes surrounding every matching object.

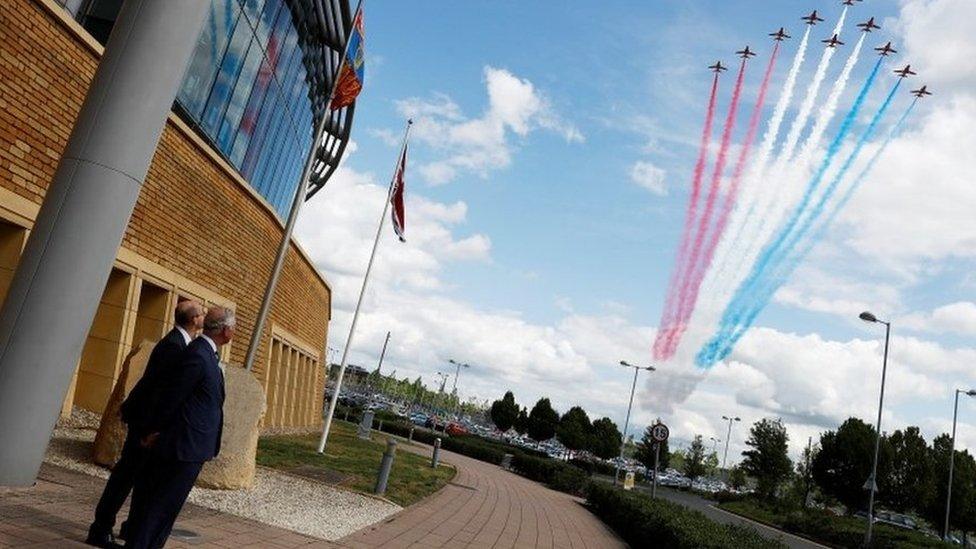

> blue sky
[295,0,976,462]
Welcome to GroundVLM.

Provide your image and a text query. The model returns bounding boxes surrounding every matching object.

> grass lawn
[719,499,947,548]
[257,421,456,507]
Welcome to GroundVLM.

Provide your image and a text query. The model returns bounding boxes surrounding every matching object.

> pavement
[0,445,624,548]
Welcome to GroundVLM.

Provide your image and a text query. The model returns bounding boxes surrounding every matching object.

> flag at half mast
[390,142,407,242]
[331,7,365,110]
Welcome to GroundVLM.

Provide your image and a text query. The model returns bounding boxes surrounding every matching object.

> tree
[489,391,519,432]
[527,398,559,441]
[513,406,529,435]
[635,425,670,471]
[705,452,720,477]
[794,438,819,508]
[883,426,934,513]
[740,418,793,499]
[729,466,747,490]
[923,434,976,533]
[684,435,708,480]
[590,417,622,460]
[812,417,892,512]
[556,406,593,454]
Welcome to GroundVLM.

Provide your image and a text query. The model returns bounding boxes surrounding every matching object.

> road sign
[651,423,669,443]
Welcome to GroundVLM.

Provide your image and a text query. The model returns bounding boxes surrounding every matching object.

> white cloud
[630,160,668,195]
[394,66,582,185]
[902,301,976,337]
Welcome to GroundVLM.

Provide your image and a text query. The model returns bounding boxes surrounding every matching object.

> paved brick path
[0,449,623,548]
[339,447,624,549]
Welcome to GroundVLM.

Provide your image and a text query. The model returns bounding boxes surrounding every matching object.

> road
[638,484,828,549]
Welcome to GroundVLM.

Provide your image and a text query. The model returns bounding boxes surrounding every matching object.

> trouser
[89,431,148,538]
[124,456,203,549]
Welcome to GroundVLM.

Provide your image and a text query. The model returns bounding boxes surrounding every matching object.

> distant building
[0,0,355,428]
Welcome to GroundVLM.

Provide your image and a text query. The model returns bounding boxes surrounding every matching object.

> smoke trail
[664,45,779,358]
[697,57,885,367]
[703,27,810,314]
[659,59,748,358]
[653,73,720,360]
[697,80,905,366]
[711,15,844,312]
[777,7,847,164]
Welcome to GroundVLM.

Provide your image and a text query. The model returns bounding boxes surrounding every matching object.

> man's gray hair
[203,306,236,334]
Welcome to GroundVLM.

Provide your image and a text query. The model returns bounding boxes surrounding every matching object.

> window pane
[177,0,239,118]
[218,40,263,154]
[200,13,251,136]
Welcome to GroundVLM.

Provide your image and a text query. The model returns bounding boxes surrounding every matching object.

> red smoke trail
[661,58,748,358]
[653,73,720,360]
[665,45,780,358]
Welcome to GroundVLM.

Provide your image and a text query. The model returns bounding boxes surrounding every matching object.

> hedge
[511,453,589,495]
[586,483,786,549]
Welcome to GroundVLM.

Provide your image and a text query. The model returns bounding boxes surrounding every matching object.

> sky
[294,0,976,465]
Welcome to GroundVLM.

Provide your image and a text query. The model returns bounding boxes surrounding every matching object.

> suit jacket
[120,328,188,435]
[148,337,225,462]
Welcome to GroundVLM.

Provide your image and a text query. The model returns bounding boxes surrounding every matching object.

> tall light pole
[859,310,891,547]
[710,437,721,455]
[721,416,741,471]
[448,359,471,419]
[615,360,656,486]
[944,388,976,540]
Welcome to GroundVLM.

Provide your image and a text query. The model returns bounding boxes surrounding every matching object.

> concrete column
[0,0,207,486]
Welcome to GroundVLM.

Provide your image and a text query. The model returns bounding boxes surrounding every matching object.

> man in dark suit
[125,306,233,549]
[86,300,204,548]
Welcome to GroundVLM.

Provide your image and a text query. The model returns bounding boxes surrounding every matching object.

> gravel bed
[44,426,401,541]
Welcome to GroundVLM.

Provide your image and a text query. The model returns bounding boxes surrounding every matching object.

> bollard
[344,408,349,421]
[374,439,397,496]
[378,419,384,432]
[408,427,415,442]
[431,437,441,468]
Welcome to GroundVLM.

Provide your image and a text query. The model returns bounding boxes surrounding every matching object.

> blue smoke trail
[696,58,885,367]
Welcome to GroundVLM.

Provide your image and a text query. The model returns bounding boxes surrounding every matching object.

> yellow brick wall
[0,0,331,426]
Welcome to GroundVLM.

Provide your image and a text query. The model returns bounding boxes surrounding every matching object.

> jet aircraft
[857,17,881,32]
[875,42,897,56]
[822,34,844,48]
[769,27,790,41]
[802,10,825,25]
[894,65,917,78]
[736,46,757,59]
[910,85,932,98]
[708,61,727,73]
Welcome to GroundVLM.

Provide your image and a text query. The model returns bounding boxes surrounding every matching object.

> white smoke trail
[707,8,847,314]
[701,26,812,318]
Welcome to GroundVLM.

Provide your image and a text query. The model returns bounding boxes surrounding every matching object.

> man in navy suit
[125,306,233,549]
[86,300,204,548]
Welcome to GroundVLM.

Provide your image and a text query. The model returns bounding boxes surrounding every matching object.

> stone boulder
[197,365,266,489]
[92,341,153,467]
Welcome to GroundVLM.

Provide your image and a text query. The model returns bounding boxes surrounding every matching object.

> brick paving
[339,446,624,549]
[0,449,624,548]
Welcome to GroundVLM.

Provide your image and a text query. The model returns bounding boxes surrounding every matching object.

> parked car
[446,422,467,436]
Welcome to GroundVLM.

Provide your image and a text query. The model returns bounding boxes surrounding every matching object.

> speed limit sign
[651,423,669,443]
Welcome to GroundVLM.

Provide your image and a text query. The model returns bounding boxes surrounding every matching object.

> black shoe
[85,530,124,549]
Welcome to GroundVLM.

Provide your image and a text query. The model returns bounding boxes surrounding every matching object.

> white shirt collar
[201,334,218,355]
[176,326,193,346]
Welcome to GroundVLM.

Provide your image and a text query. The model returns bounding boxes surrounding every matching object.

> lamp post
[710,437,721,455]
[721,416,740,471]
[449,359,470,419]
[859,310,891,547]
[615,360,656,486]
[944,388,976,540]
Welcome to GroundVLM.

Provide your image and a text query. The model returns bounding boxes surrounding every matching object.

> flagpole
[244,0,363,372]
[318,119,412,453]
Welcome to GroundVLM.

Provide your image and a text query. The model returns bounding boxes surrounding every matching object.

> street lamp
[944,388,976,540]
[710,437,721,455]
[615,360,656,486]
[859,310,891,547]
[448,359,471,420]
[721,416,740,471]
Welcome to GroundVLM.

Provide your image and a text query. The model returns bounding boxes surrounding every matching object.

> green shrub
[586,483,786,549]
[511,454,588,495]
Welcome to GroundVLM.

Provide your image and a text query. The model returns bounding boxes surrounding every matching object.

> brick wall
[0,0,331,424]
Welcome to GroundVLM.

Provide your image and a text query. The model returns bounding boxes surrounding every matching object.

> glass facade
[176,0,315,216]
[66,0,355,219]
